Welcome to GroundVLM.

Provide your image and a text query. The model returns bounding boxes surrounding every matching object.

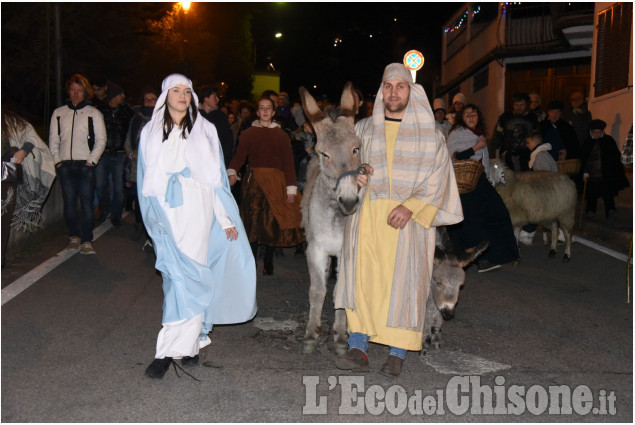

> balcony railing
[504,3,559,48]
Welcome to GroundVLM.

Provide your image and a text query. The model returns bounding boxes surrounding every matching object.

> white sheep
[489,159,577,262]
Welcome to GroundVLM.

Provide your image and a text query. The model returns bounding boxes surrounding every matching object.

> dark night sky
[1,2,461,122]
[251,2,460,100]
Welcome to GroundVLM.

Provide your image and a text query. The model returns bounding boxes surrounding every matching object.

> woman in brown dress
[227,97,304,275]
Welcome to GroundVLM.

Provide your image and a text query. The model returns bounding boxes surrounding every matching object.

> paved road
[1,216,632,422]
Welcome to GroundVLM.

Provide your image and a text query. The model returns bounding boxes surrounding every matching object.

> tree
[1,2,256,133]
[142,3,254,100]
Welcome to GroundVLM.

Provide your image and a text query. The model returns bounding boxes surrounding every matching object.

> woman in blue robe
[138,74,256,379]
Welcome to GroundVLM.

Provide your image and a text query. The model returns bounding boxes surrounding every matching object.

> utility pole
[44,4,52,135]
[54,3,63,107]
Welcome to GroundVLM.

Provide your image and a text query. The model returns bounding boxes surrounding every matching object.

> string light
[444,9,469,33]
[443,4,490,33]
[502,2,523,14]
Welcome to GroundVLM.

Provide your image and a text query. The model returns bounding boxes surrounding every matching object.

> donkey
[422,228,488,355]
[299,84,489,356]
[298,82,362,355]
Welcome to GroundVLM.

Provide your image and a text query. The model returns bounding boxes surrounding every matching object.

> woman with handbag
[446,105,519,272]
[1,109,56,268]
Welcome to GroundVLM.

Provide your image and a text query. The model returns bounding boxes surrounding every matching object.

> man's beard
[384,101,408,114]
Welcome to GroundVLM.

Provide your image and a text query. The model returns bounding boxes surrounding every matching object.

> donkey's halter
[489,164,506,186]
[497,168,506,185]
[333,164,369,192]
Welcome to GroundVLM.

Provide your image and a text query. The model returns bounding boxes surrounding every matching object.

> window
[446,24,467,59]
[472,66,489,93]
[595,3,633,97]
[471,3,499,39]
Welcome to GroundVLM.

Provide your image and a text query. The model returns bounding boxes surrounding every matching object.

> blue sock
[348,332,370,353]
[389,346,407,359]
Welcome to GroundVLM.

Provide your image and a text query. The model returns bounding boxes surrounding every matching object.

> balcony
[551,2,595,51]
[502,2,594,52]
[440,3,595,93]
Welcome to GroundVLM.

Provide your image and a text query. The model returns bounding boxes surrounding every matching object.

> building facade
[438,3,597,146]
[588,2,633,150]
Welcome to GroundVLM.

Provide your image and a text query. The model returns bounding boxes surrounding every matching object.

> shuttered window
[595,2,632,97]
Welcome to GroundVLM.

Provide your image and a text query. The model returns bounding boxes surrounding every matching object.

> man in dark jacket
[581,119,629,219]
[96,82,133,227]
[563,91,592,149]
[493,93,539,171]
[540,100,580,161]
[198,85,234,167]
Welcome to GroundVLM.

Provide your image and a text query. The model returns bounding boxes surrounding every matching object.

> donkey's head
[299,82,362,215]
[431,240,489,320]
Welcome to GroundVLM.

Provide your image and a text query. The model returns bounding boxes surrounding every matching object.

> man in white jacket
[49,74,106,254]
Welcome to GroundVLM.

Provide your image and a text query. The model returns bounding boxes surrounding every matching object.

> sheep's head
[489,159,506,186]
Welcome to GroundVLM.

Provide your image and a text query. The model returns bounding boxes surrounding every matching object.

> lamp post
[179,2,193,75]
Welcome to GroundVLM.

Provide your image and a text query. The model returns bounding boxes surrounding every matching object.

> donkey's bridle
[333,163,369,192]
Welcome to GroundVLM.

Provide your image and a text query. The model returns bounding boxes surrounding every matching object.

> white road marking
[573,235,632,263]
[424,350,511,375]
[1,213,128,306]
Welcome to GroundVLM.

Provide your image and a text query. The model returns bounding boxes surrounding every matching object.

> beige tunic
[346,121,437,350]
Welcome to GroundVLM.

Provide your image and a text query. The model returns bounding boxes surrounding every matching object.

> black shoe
[477,260,502,273]
[110,218,122,228]
[181,355,199,367]
[335,348,370,372]
[145,357,173,379]
[378,355,404,378]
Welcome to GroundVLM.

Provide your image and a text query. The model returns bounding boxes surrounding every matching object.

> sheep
[488,159,577,262]
[421,228,488,355]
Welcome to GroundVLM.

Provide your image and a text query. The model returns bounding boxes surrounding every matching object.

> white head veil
[148,74,199,135]
[140,73,222,200]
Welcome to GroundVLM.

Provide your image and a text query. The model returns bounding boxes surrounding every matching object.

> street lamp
[275,33,283,38]
[180,2,191,14]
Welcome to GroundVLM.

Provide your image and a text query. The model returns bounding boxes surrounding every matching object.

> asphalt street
[1,205,633,422]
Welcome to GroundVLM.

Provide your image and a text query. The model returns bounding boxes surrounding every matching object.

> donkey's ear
[335,82,356,128]
[457,240,489,267]
[299,86,325,123]
[434,246,447,265]
[340,82,356,115]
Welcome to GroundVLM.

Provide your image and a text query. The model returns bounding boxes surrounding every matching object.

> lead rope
[333,163,370,192]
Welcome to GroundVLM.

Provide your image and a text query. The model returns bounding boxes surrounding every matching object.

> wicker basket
[556,159,581,175]
[453,159,484,194]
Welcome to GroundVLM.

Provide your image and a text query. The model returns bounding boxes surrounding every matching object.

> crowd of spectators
[1,73,630,275]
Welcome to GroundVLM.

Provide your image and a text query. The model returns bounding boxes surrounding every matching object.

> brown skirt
[240,168,305,247]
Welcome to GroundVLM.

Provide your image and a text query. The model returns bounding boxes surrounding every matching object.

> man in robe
[334,63,463,378]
